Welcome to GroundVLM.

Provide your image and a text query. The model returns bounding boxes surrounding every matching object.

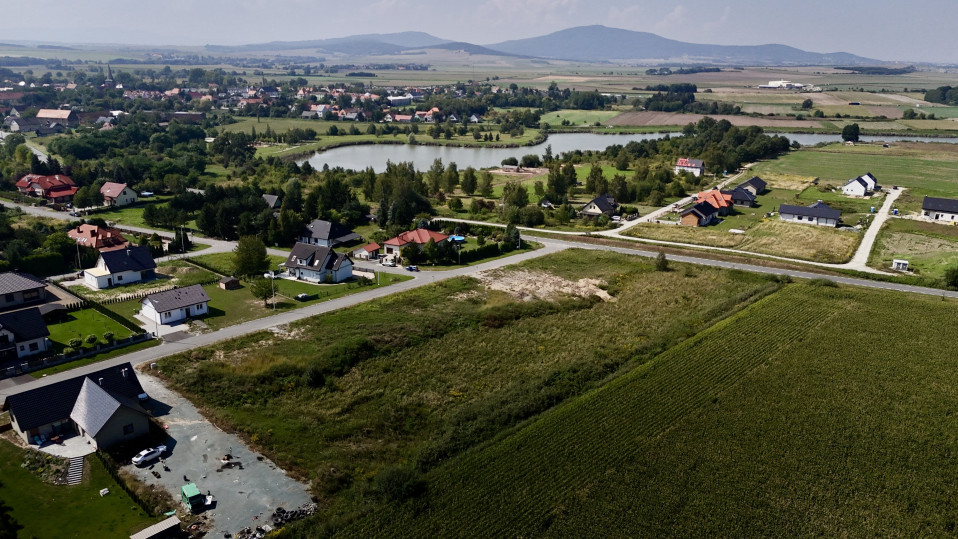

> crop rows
[348,285,836,536]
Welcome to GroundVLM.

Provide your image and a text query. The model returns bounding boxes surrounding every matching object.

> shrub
[373,465,427,501]
[103,332,114,342]
[85,334,98,345]
[655,251,669,272]
[68,338,82,349]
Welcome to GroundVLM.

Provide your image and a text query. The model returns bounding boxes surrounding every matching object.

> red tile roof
[696,189,733,210]
[384,229,448,247]
[99,182,128,198]
[68,224,130,251]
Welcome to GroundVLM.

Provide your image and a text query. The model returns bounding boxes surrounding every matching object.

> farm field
[539,109,622,126]
[153,249,782,532]
[347,283,958,537]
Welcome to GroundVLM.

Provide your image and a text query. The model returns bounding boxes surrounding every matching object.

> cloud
[653,5,688,35]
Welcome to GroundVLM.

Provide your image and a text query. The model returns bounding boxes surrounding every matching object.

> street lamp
[263,271,276,311]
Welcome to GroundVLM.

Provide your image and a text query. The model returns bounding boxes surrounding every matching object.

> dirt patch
[490,166,549,176]
[866,106,903,119]
[608,111,823,128]
[474,269,613,302]
[878,232,958,257]
[761,173,815,191]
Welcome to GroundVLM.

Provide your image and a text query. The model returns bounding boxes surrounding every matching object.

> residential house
[283,243,353,283]
[15,174,77,203]
[680,202,719,226]
[68,224,130,252]
[7,117,42,133]
[725,187,757,208]
[0,307,50,362]
[100,182,138,207]
[383,229,449,260]
[262,194,280,210]
[580,194,619,218]
[447,113,460,123]
[922,196,958,223]
[83,246,157,290]
[35,108,77,126]
[6,362,149,448]
[352,243,381,261]
[841,177,871,197]
[298,219,361,248]
[778,201,841,227]
[859,172,878,191]
[0,272,47,312]
[696,189,734,216]
[674,158,705,177]
[737,176,768,196]
[140,284,210,326]
[387,94,413,107]
[468,113,482,123]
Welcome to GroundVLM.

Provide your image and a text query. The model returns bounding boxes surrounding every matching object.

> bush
[68,338,82,349]
[373,465,427,501]
[655,251,669,272]
[448,197,463,211]
[103,332,114,342]
[85,334,98,345]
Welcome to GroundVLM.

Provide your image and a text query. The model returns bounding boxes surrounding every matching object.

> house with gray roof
[0,272,47,312]
[580,194,619,218]
[922,196,958,223]
[298,219,361,248]
[5,362,149,448]
[140,284,210,326]
[779,201,841,227]
[0,307,50,363]
[84,245,157,290]
[283,243,353,283]
[737,176,768,196]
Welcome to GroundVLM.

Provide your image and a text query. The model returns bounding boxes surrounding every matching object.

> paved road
[0,241,567,400]
[842,188,902,272]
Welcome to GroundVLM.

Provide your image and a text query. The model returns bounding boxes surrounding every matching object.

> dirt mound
[475,269,613,302]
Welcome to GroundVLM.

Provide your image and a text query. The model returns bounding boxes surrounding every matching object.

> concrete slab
[38,433,96,458]
[134,313,189,338]
[126,372,311,537]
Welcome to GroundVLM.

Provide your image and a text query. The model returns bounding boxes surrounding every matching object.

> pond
[298,131,958,173]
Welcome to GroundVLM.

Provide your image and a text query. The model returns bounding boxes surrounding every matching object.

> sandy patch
[474,269,613,302]
[866,106,903,119]
[608,111,823,128]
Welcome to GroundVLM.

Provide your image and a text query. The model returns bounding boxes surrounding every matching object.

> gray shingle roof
[143,284,210,313]
[285,243,350,272]
[922,196,958,213]
[0,272,45,295]
[0,307,49,341]
[6,362,144,432]
[262,194,279,209]
[724,187,755,203]
[739,176,767,193]
[301,219,360,245]
[99,246,156,274]
[70,378,122,437]
[779,202,841,220]
[682,201,718,218]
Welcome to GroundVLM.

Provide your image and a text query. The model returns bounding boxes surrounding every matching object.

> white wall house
[140,284,210,326]
[83,246,156,290]
[298,219,360,248]
[922,196,958,223]
[100,182,138,207]
[0,308,50,361]
[778,202,841,227]
[841,178,869,197]
[674,158,705,177]
[284,243,353,283]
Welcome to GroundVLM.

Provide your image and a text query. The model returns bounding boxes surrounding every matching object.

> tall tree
[232,236,270,278]
[461,167,477,195]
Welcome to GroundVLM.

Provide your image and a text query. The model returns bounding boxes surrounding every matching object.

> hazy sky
[7,0,957,63]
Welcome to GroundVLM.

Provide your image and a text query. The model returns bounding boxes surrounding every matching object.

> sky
[6,0,958,64]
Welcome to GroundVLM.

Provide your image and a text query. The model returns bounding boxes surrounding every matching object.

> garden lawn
[46,308,135,352]
[154,249,781,532]
[348,283,958,536]
[0,440,152,537]
[190,253,287,276]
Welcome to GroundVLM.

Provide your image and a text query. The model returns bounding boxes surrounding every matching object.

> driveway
[126,372,312,537]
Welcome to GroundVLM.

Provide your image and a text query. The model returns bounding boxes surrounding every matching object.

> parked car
[382,258,397,267]
[68,212,79,217]
[405,265,419,272]
[132,445,167,466]
[295,293,310,301]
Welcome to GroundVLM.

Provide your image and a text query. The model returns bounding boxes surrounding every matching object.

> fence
[93,450,162,518]
[1,333,153,379]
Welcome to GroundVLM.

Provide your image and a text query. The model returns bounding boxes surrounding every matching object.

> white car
[132,445,167,465]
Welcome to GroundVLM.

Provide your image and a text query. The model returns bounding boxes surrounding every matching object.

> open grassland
[0,438,152,537]
[751,143,958,198]
[868,218,958,280]
[539,109,622,126]
[154,250,780,531]
[625,218,860,263]
[347,283,958,537]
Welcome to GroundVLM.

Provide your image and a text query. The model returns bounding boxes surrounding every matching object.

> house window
[123,424,134,435]
[117,274,123,281]
[196,304,203,309]
[23,290,39,301]
[29,342,38,351]
[3,294,12,303]
[18,345,24,351]
[164,312,170,319]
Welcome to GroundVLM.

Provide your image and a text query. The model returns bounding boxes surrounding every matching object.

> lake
[299,132,958,173]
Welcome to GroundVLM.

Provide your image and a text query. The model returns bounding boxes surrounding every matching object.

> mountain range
[207,25,879,65]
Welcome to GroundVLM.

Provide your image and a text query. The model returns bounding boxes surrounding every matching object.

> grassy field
[85,196,198,231]
[154,249,781,532]
[346,282,958,536]
[0,439,152,537]
[540,109,622,126]
[868,218,958,280]
[190,252,288,275]
[28,339,159,378]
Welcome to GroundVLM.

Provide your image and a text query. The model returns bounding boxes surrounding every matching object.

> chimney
[121,368,128,378]
[98,377,103,386]
[126,249,131,256]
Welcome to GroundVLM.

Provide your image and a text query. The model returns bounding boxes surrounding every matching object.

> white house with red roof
[99,182,138,207]
[674,158,706,177]
[383,229,449,261]
[352,242,381,261]
[15,174,77,203]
